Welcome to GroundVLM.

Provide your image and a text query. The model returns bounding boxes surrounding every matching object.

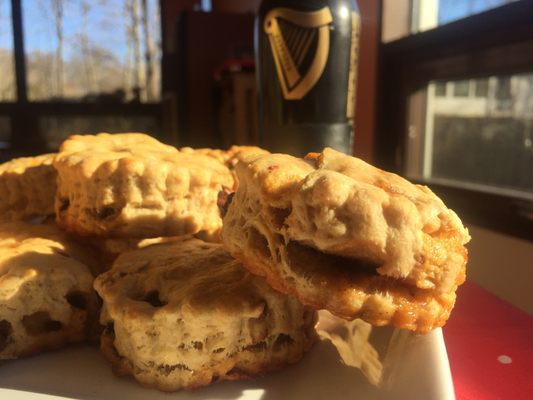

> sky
[437,0,516,25]
[0,0,12,49]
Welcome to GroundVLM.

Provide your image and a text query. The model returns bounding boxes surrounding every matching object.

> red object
[443,281,533,400]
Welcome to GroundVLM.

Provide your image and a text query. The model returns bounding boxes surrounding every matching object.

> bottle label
[264,7,333,100]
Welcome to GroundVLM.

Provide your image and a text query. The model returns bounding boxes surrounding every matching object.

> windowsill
[465,225,533,315]
[410,176,533,202]
[407,178,533,242]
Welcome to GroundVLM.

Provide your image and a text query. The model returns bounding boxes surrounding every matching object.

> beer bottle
[255,0,360,156]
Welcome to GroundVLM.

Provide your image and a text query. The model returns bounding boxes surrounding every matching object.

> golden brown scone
[0,221,103,276]
[94,237,317,391]
[221,148,471,333]
[181,145,269,170]
[54,133,235,238]
[89,234,221,270]
[179,147,226,163]
[60,132,178,154]
[224,146,271,169]
[0,222,100,359]
[86,236,179,270]
[181,146,269,210]
[0,154,56,222]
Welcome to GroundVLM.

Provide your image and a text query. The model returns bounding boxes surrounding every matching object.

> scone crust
[85,236,180,270]
[59,132,178,154]
[0,222,99,359]
[0,154,56,222]
[54,133,235,238]
[180,145,269,170]
[221,148,470,332]
[94,237,317,391]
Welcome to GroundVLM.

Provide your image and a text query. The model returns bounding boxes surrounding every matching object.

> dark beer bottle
[255,0,360,156]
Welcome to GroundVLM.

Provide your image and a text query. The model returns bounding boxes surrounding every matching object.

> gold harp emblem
[264,7,333,100]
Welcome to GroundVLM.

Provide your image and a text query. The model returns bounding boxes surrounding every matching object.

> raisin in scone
[54,133,235,238]
[221,148,471,333]
[0,222,99,359]
[0,154,56,222]
[94,237,317,391]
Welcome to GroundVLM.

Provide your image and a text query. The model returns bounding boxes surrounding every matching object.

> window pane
[437,0,519,27]
[23,0,161,102]
[383,0,520,42]
[408,74,533,195]
[495,77,512,110]
[453,80,470,97]
[435,81,447,96]
[0,0,16,101]
[474,78,489,97]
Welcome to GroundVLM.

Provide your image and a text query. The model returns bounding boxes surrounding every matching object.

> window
[408,74,533,197]
[0,0,164,155]
[22,0,161,102]
[378,1,533,240]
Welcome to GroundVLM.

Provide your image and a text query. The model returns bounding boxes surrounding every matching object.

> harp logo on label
[264,7,333,100]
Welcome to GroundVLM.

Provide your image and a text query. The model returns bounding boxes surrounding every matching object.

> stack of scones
[0,133,469,391]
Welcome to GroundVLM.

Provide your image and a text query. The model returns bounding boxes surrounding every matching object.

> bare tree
[126,0,143,101]
[80,1,97,93]
[153,0,161,99]
[52,0,64,97]
[0,50,16,100]
[27,51,55,100]
[141,0,154,101]
[122,0,131,99]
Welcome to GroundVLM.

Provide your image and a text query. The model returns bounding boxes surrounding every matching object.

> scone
[0,221,102,276]
[180,145,270,228]
[221,148,471,333]
[180,145,269,170]
[86,236,178,269]
[0,154,56,222]
[94,237,317,391]
[88,234,220,270]
[0,222,99,359]
[54,133,235,238]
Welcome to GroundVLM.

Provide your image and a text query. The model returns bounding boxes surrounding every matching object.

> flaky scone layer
[221,148,470,332]
[0,222,99,359]
[94,237,317,391]
[0,154,56,222]
[54,133,235,238]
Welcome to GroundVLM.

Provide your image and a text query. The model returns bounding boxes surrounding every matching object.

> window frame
[376,0,533,241]
[1,0,164,156]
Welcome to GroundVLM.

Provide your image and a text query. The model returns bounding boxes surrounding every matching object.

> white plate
[0,311,454,400]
